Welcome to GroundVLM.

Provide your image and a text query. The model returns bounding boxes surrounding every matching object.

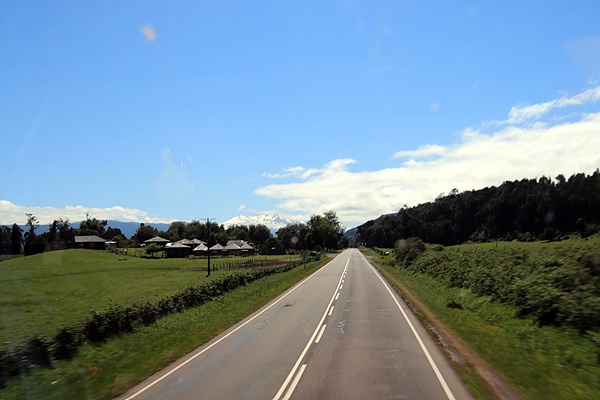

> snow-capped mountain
[223,214,302,231]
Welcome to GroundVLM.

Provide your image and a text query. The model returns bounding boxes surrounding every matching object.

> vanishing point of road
[117,248,473,400]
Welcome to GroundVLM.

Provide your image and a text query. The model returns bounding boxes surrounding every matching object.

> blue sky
[2,1,600,229]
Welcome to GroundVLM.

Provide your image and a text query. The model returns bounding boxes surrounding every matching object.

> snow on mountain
[223,214,302,231]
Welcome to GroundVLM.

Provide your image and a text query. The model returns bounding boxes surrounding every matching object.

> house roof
[193,244,208,251]
[191,238,206,245]
[144,236,170,243]
[165,243,191,249]
[209,243,224,250]
[175,238,195,246]
[226,240,256,250]
[74,235,106,243]
[223,242,241,250]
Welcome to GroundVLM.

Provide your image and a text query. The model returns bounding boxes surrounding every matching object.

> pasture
[0,249,297,344]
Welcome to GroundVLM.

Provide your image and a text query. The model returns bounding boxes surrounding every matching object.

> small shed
[74,235,107,250]
[209,243,224,256]
[223,242,242,257]
[192,243,209,256]
[164,243,191,258]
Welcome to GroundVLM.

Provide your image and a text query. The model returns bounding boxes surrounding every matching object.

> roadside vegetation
[0,248,328,398]
[368,237,600,400]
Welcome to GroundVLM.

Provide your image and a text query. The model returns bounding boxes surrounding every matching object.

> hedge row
[0,260,302,387]
[397,241,600,333]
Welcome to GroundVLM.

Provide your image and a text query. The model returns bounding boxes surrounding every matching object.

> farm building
[164,243,192,258]
[74,235,107,249]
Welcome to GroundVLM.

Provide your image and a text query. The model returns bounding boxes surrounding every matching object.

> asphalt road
[117,249,473,400]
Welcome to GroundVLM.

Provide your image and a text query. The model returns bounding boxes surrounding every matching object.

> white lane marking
[315,324,327,343]
[282,364,307,400]
[273,255,351,400]
[358,252,457,400]
[328,306,334,316]
[335,292,340,301]
[122,256,339,400]
[339,284,343,289]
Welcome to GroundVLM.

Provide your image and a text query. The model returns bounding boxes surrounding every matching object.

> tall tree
[0,226,9,254]
[276,223,308,251]
[24,214,44,256]
[10,223,22,255]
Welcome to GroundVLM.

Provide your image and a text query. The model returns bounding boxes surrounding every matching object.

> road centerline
[272,256,350,400]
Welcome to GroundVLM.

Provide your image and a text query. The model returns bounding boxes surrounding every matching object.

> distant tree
[144,243,163,258]
[103,226,123,240]
[24,214,43,256]
[248,224,272,248]
[79,213,107,236]
[262,237,285,255]
[110,234,129,248]
[277,223,308,251]
[10,223,22,255]
[132,223,158,245]
[306,214,338,251]
[227,225,249,241]
[184,220,206,240]
[57,219,74,248]
[0,226,10,254]
[166,221,186,241]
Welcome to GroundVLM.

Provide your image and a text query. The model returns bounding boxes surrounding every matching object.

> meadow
[0,249,298,345]
[0,250,328,399]
[370,237,600,400]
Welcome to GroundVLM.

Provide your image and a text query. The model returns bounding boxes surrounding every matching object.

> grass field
[0,249,298,344]
[0,253,329,399]
[368,237,600,400]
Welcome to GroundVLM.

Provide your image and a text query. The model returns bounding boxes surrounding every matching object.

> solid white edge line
[273,255,351,400]
[282,364,307,400]
[315,324,327,343]
[358,251,457,400]
[122,256,336,400]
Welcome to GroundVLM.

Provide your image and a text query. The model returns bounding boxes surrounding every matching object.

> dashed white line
[328,306,334,316]
[315,324,327,343]
[273,256,350,400]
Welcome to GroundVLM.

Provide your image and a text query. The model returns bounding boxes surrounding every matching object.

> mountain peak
[223,214,301,231]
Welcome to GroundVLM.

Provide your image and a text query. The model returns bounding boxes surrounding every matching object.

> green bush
[398,241,600,332]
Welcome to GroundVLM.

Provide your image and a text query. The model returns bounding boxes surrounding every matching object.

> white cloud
[505,86,600,124]
[0,200,172,225]
[258,87,600,227]
[393,144,447,160]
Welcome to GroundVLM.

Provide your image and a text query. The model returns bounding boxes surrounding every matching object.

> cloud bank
[0,201,172,226]
[257,87,600,227]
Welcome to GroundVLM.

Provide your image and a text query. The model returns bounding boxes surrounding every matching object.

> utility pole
[205,218,214,277]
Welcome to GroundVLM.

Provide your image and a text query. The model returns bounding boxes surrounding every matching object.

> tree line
[0,210,347,256]
[356,170,600,247]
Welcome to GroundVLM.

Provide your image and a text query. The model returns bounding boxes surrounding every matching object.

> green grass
[368,238,600,400]
[0,249,298,344]
[0,250,327,399]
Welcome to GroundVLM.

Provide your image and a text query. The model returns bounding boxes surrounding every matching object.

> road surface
[117,249,473,400]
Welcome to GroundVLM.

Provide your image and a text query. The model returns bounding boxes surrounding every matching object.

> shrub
[395,237,426,265]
